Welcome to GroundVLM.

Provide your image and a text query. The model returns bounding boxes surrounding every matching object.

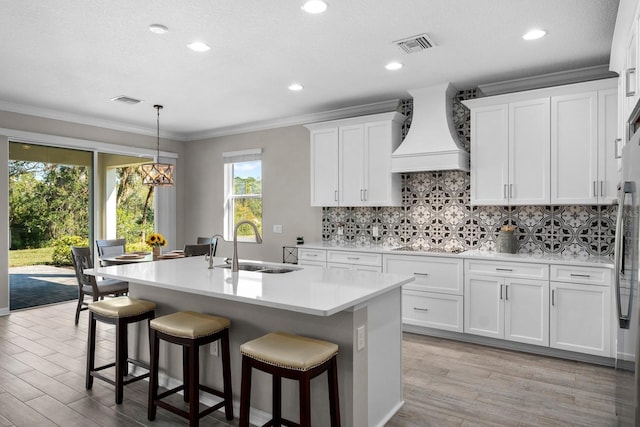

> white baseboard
[0,307,9,316]
[374,400,404,427]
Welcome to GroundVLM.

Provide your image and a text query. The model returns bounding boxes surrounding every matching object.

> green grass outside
[9,247,55,267]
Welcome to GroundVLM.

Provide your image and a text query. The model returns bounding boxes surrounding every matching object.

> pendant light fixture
[141,104,175,186]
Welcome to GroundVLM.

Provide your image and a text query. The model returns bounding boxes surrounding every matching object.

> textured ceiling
[0,0,619,140]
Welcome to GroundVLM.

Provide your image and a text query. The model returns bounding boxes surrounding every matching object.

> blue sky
[234,160,262,180]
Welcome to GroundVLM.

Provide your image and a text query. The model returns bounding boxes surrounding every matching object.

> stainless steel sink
[215,263,298,274]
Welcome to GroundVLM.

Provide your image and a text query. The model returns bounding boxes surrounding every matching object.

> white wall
[184,125,322,263]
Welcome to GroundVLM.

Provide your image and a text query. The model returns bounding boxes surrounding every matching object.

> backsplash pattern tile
[321,92,616,259]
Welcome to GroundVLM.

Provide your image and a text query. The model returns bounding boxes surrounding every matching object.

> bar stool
[239,332,340,427]
[147,311,233,426]
[86,296,156,404]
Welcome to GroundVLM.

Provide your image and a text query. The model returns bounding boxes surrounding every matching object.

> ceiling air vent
[110,95,143,105]
[394,33,435,54]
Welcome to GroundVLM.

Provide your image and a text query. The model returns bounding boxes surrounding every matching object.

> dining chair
[184,244,211,257]
[71,246,129,325]
[96,239,127,265]
[196,237,218,257]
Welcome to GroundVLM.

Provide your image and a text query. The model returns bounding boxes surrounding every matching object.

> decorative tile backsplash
[321,92,616,258]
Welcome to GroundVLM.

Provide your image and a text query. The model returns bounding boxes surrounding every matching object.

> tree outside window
[224,151,262,240]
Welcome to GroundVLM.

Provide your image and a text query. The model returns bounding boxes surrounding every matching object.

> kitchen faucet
[232,220,262,272]
[206,234,225,269]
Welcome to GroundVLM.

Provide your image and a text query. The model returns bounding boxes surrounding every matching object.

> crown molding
[183,99,401,140]
[477,65,618,96]
[0,100,186,141]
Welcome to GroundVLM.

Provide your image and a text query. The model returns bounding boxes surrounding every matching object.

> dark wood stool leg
[147,329,159,421]
[239,356,252,427]
[115,318,127,404]
[183,345,190,403]
[220,330,234,420]
[299,372,311,427]
[328,356,341,427]
[188,340,199,427]
[273,374,282,424]
[86,312,96,390]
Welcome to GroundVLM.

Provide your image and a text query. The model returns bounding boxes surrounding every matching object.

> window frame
[223,149,262,242]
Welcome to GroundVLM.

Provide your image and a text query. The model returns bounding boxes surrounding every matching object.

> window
[223,149,262,241]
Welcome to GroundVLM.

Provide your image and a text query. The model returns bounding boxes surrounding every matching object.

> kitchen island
[88,256,413,427]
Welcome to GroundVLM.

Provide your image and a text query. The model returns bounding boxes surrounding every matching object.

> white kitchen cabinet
[297,248,327,267]
[305,112,405,207]
[549,265,612,357]
[384,254,464,332]
[327,250,382,272]
[464,260,549,346]
[468,99,549,205]
[464,78,618,206]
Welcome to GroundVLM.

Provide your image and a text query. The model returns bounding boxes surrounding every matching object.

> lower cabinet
[549,265,611,357]
[465,275,549,346]
[402,290,463,332]
[326,250,382,272]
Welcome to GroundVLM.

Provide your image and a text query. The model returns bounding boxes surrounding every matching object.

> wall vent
[394,33,435,54]
[110,95,143,105]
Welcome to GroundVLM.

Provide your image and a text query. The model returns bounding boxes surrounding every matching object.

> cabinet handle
[334,190,338,202]
[509,184,513,198]
[615,138,623,159]
[552,289,555,306]
[600,181,604,197]
[414,272,429,276]
[626,68,636,97]
[503,184,508,199]
[347,257,360,260]
[593,181,597,197]
[570,273,590,278]
[495,268,513,272]
[413,307,429,312]
[500,284,504,300]
[364,189,367,201]
[505,285,509,301]
[307,253,318,257]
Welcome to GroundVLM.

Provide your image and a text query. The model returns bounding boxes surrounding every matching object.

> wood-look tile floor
[0,301,618,426]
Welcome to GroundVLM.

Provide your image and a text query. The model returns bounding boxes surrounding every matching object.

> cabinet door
[464,275,503,339]
[470,104,509,205]
[504,278,549,346]
[339,124,365,206]
[509,98,550,205]
[310,128,339,206]
[551,92,598,204]
[550,281,611,357]
[598,88,620,204]
[364,121,400,206]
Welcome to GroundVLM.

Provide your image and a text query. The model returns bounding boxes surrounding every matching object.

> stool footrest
[262,418,299,427]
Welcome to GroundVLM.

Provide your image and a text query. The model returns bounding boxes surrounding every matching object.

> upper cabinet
[305,112,405,207]
[463,78,618,206]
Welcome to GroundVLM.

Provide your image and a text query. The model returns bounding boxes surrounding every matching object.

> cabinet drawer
[298,260,326,268]
[384,255,463,295]
[327,250,382,266]
[298,249,327,263]
[550,265,612,286]
[402,290,463,332]
[465,259,549,280]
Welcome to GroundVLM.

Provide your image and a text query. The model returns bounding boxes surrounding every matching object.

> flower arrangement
[146,232,167,248]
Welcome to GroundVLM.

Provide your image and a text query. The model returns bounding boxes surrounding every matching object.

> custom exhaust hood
[391,83,469,172]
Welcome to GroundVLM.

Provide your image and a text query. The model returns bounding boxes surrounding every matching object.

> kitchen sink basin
[215,263,298,274]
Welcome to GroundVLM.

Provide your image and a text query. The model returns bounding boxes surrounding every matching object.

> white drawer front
[298,260,326,268]
[327,250,382,266]
[384,255,463,295]
[402,290,463,332]
[465,259,549,280]
[550,265,611,286]
[298,249,327,263]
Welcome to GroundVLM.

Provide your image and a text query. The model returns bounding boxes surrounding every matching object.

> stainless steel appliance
[615,102,640,426]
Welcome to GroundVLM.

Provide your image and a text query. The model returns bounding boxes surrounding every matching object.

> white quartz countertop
[297,242,614,268]
[87,256,414,317]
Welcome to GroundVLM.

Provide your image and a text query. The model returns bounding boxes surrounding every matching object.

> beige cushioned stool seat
[240,332,338,371]
[88,296,156,318]
[150,311,230,339]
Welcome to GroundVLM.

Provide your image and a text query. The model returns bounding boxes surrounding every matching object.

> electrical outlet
[357,325,365,351]
[273,224,283,233]
[210,341,218,356]
[372,226,379,237]
[337,226,344,235]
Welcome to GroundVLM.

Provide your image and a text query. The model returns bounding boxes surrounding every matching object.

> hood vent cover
[391,83,469,173]
[394,33,435,54]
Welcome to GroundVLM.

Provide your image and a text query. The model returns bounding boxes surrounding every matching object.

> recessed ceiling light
[188,42,211,52]
[522,29,547,40]
[148,24,168,34]
[302,0,328,14]
[288,83,304,91]
[385,62,403,71]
